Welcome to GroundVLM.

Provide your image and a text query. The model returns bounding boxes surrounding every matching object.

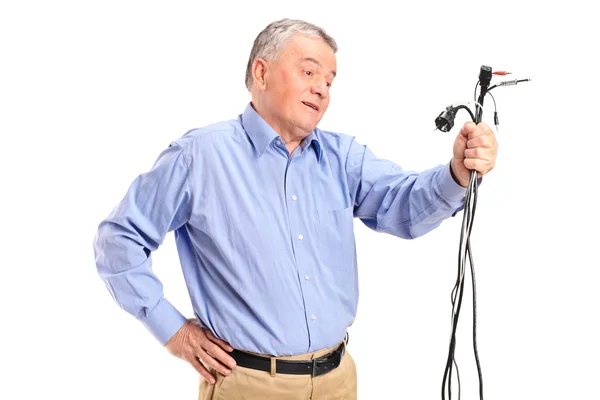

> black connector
[435,106,457,132]
[479,65,493,88]
[435,105,476,132]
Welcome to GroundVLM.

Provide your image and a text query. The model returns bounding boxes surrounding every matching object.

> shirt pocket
[316,205,355,270]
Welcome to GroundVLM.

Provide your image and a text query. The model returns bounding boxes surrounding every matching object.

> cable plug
[494,111,499,132]
[435,106,457,132]
[496,78,532,87]
[493,71,511,75]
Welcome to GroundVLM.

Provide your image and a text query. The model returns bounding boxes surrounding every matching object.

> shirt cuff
[141,298,187,345]
[437,161,468,203]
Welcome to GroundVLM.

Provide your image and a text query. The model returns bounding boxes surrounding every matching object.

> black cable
[453,105,476,123]
[469,237,484,400]
[454,359,460,400]
[471,78,485,400]
[447,185,475,399]
[441,68,529,400]
[441,84,484,398]
[442,170,474,399]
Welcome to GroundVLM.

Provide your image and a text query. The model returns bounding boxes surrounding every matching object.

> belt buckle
[311,350,340,377]
[312,357,329,377]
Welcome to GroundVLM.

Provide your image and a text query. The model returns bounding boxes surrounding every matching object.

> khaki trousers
[199,341,357,400]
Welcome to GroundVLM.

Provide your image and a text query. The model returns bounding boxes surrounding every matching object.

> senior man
[93,18,498,400]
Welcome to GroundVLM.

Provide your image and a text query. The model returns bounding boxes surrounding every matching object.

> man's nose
[310,82,328,98]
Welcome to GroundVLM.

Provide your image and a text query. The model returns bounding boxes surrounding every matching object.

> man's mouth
[302,101,319,112]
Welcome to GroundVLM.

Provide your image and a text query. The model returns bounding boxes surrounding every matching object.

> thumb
[459,121,477,138]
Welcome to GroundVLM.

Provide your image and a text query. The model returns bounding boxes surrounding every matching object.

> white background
[1,1,598,399]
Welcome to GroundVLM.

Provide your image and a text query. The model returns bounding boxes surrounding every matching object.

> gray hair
[245,19,338,90]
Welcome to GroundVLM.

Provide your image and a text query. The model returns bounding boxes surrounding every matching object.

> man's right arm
[92,142,191,345]
[92,141,237,383]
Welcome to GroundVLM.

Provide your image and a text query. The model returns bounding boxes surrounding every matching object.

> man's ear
[252,58,268,90]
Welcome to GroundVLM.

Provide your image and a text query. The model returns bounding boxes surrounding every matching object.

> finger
[464,147,492,160]
[468,134,498,151]
[205,330,235,352]
[204,333,237,369]
[189,356,216,385]
[196,347,233,376]
[205,341,237,370]
[467,122,493,139]
[459,121,477,138]
[464,158,493,174]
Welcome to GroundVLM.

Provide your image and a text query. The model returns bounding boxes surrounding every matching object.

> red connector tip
[493,71,512,75]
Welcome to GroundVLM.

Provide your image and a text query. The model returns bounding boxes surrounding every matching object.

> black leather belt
[229,342,345,377]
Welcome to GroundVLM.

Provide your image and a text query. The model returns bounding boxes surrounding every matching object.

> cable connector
[434,101,479,132]
[435,106,457,132]
[479,65,493,88]
[493,71,511,75]
[495,78,532,87]
[494,111,499,132]
[497,79,518,86]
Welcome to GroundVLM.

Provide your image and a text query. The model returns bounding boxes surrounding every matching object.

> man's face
[262,34,337,136]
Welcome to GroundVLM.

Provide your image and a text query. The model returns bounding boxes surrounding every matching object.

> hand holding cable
[450,121,498,187]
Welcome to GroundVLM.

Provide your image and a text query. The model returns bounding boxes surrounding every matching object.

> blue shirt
[93,103,467,356]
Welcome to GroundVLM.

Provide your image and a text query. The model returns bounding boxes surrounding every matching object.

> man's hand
[165,318,237,384]
[451,121,498,187]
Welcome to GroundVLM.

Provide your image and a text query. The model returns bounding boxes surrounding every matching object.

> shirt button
[298,234,303,241]
[304,274,310,280]
[292,195,297,201]
[276,139,281,145]
[311,315,317,321]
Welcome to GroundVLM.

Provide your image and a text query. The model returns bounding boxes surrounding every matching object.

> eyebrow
[302,57,336,78]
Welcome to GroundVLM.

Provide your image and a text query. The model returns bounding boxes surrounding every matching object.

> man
[93,18,498,399]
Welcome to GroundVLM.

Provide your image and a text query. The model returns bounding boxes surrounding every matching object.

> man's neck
[251,101,307,155]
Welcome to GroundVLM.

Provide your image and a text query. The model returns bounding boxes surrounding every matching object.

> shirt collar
[241,103,323,163]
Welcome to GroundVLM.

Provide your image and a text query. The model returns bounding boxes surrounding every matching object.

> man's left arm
[346,122,497,239]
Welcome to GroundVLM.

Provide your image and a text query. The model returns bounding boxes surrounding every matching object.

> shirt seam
[170,142,193,223]
[178,128,236,152]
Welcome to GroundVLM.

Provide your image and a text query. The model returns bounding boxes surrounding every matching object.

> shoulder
[175,120,241,147]
[316,128,359,157]
[170,119,244,156]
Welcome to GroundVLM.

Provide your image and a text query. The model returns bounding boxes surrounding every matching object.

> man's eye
[304,71,312,76]
[325,82,331,87]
